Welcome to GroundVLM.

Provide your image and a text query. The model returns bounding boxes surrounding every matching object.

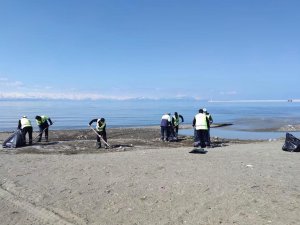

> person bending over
[18,115,33,145]
[89,118,108,149]
[35,115,53,142]
[171,112,184,140]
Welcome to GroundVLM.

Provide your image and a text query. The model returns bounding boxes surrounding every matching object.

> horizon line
[209,99,300,103]
[0,97,300,102]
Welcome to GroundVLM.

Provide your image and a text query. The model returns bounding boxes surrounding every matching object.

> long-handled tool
[32,123,53,143]
[89,125,110,148]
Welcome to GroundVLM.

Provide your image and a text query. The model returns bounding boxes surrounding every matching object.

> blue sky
[0,0,299,100]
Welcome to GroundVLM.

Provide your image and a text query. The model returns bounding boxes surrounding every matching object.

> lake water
[0,99,300,140]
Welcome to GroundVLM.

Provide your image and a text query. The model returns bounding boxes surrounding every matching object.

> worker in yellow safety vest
[89,118,108,149]
[18,116,33,145]
[203,108,213,146]
[35,115,53,142]
[171,112,184,140]
[192,109,209,148]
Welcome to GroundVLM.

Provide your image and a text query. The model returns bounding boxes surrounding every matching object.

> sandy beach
[0,127,299,225]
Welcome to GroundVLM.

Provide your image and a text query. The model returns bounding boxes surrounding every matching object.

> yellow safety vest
[173,116,180,126]
[195,113,208,130]
[96,119,106,132]
[36,115,48,125]
[21,118,32,129]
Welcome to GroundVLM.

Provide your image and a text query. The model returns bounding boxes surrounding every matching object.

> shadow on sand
[189,148,208,154]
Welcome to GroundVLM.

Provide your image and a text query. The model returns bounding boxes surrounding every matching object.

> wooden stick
[89,125,110,148]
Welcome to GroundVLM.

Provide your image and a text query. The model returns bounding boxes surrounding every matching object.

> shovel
[33,123,54,143]
[88,125,110,148]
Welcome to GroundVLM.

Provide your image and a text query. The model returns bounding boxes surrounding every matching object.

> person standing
[160,113,171,141]
[35,115,53,142]
[171,112,184,140]
[18,116,33,145]
[203,108,213,146]
[89,118,108,148]
[192,109,209,148]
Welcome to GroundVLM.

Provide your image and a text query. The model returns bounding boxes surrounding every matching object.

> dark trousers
[173,125,179,138]
[194,129,207,148]
[22,126,33,145]
[161,126,168,141]
[205,128,211,146]
[168,126,178,140]
[38,123,49,141]
[96,131,107,147]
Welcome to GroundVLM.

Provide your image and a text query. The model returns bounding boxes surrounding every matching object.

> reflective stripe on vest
[195,113,208,130]
[36,115,48,125]
[96,119,106,132]
[173,116,180,126]
[21,118,32,129]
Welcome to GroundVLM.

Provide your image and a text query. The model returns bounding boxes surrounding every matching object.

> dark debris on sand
[0,127,259,155]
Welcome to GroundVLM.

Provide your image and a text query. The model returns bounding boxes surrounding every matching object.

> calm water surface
[1,99,300,140]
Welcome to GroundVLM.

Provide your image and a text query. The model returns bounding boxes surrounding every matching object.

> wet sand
[0,127,299,225]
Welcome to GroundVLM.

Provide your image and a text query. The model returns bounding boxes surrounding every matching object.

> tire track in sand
[0,181,87,225]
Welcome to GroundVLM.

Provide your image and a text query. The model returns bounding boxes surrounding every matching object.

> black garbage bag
[2,129,25,148]
[282,133,300,152]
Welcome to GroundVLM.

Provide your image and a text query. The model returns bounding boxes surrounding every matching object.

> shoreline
[2,122,300,133]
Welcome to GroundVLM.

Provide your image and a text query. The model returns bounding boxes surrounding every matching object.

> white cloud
[219,91,237,95]
[0,90,204,101]
[0,77,204,100]
[0,77,24,88]
[0,91,135,100]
